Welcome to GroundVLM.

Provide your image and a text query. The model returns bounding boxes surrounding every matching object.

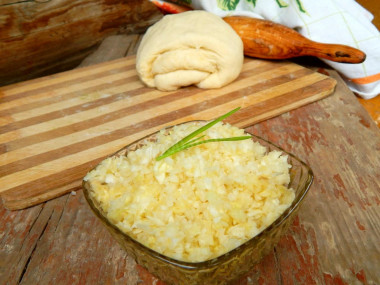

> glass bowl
[82,121,313,285]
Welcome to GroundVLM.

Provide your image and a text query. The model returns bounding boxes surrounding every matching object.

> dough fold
[136,11,244,91]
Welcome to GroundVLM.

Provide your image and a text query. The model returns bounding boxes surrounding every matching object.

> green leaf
[179,136,253,151]
[156,107,251,161]
[217,0,241,11]
[275,0,288,8]
[295,0,306,13]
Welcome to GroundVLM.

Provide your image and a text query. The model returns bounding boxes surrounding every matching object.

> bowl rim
[82,120,314,269]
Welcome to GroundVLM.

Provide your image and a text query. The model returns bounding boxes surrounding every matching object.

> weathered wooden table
[1,35,379,285]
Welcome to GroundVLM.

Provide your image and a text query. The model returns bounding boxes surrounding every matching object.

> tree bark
[0,0,161,86]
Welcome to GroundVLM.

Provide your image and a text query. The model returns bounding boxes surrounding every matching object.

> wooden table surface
[1,35,380,285]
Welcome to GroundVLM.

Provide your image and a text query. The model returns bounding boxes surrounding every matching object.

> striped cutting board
[0,56,336,210]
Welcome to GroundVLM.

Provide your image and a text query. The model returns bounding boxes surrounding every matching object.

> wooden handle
[224,16,366,63]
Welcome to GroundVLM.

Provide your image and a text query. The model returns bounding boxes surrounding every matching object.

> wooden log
[0,0,161,86]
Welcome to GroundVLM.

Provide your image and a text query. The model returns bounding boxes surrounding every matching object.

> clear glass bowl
[82,121,313,285]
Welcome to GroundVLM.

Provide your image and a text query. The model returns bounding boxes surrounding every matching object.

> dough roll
[136,11,244,91]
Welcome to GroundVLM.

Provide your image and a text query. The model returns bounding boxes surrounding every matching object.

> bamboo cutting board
[0,56,336,210]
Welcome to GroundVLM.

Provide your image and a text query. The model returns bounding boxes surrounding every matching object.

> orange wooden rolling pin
[224,16,366,63]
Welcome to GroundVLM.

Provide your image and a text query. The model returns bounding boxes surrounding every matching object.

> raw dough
[136,11,244,91]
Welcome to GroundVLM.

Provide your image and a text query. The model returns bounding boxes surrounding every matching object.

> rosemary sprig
[156,107,251,161]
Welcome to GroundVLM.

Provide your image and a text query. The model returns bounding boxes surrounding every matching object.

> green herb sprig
[156,107,251,161]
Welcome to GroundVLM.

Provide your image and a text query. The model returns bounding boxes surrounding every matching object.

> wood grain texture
[0,56,336,210]
[245,71,380,284]
[223,17,366,63]
[0,0,161,86]
[0,70,378,285]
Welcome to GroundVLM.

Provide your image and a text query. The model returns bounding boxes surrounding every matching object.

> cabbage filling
[84,122,295,262]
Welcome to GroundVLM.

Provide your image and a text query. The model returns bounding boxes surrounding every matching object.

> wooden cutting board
[0,56,336,210]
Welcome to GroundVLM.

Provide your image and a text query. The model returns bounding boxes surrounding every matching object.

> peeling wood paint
[1,36,379,284]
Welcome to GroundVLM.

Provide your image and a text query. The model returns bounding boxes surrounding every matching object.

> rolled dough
[136,11,244,91]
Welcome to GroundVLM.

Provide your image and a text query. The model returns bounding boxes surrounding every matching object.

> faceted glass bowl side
[83,122,313,285]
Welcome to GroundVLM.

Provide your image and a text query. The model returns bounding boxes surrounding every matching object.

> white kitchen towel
[152,0,380,99]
